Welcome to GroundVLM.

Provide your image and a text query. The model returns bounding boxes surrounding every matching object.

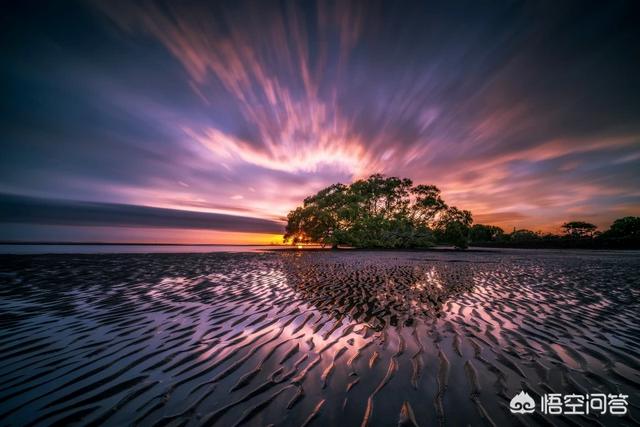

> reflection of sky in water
[2,250,638,426]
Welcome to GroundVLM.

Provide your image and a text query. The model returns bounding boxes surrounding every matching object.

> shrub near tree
[284,174,473,249]
[469,224,505,242]
[509,229,540,241]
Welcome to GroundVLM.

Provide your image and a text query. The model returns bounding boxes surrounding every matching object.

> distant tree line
[284,174,640,250]
[470,217,640,249]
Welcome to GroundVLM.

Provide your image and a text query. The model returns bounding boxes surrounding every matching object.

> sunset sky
[2,1,639,243]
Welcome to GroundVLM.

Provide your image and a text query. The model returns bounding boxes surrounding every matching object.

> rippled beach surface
[1,249,639,426]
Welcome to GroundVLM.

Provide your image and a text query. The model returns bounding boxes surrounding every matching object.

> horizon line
[0,241,290,246]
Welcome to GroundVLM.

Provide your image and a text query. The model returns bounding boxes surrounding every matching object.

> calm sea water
[0,244,281,254]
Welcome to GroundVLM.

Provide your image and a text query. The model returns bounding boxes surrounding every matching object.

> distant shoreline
[0,243,609,250]
[470,239,640,250]
[1,241,638,251]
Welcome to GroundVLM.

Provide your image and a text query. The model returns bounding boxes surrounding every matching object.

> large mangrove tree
[284,174,473,249]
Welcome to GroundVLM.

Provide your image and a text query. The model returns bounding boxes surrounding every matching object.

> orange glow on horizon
[139,230,285,245]
[16,225,287,245]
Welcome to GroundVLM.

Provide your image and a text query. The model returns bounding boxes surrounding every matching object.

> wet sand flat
[0,249,639,426]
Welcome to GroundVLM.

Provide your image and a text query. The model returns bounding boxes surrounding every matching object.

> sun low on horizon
[1,1,639,244]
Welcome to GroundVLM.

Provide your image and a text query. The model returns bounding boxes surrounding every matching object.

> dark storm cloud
[0,194,284,233]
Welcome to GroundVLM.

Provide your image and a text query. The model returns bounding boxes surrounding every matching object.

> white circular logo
[510,391,536,414]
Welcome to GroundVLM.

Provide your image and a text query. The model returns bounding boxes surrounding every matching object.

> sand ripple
[0,250,639,426]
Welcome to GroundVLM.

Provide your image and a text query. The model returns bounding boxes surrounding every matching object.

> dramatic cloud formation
[1,1,639,242]
[0,194,283,232]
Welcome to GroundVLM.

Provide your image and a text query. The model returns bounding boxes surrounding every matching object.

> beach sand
[0,249,638,426]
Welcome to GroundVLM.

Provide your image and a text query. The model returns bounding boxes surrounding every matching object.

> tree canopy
[561,221,597,238]
[602,216,640,238]
[469,224,505,242]
[284,174,473,249]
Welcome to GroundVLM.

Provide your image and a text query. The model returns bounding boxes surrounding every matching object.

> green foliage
[284,174,472,249]
[561,221,597,238]
[471,217,640,249]
[602,216,640,238]
[284,177,639,250]
[434,207,473,249]
[469,224,505,242]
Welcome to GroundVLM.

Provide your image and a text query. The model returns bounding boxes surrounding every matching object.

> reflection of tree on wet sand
[281,253,476,331]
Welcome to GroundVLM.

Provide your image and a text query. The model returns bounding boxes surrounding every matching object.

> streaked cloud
[1,1,638,241]
[0,194,283,233]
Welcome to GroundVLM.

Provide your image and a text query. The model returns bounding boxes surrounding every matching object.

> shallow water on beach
[0,250,639,426]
